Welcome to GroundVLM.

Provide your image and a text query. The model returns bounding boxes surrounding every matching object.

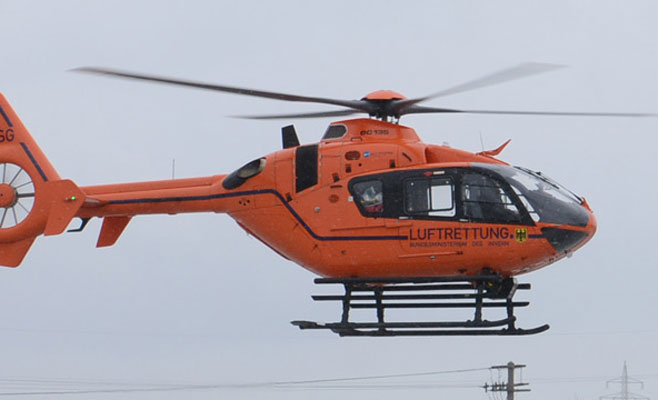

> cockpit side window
[461,172,521,223]
[347,167,535,223]
[352,180,384,215]
[404,177,455,217]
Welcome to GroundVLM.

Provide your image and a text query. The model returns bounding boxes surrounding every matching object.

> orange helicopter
[0,64,649,336]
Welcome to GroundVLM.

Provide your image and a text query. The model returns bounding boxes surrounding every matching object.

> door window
[404,177,455,217]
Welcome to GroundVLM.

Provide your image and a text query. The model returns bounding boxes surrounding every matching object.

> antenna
[171,158,176,179]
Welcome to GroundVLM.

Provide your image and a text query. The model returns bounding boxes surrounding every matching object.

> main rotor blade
[403,105,658,118]
[233,110,362,120]
[73,67,371,112]
[396,63,565,114]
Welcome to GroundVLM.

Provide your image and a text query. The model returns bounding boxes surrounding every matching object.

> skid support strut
[291,275,549,336]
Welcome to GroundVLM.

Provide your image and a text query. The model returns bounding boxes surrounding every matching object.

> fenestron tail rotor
[0,163,35,229]
[74,63,657,122]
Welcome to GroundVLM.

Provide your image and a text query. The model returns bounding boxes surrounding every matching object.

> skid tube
[291,275,549,337]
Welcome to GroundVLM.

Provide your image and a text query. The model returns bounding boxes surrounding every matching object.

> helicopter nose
[541,203,596,255]
[586,207,597,238]
[579,198,597,244]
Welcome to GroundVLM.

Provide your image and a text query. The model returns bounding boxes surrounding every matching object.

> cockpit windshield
[475,163,589,227]
[513,167,582,204]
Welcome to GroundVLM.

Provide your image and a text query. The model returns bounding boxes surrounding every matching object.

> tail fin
[0,93,85,266]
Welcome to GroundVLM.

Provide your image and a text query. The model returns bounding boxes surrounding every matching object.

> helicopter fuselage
[76,118,596,278]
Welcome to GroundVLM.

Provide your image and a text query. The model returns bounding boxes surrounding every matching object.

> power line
[273,366,490,385]
[0,367,490,397]
[3,363,653,397]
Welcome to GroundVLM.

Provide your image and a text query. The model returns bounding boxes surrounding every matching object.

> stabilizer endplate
[43,180,86,236]
[0,237,36,267]
[97,216,131,248]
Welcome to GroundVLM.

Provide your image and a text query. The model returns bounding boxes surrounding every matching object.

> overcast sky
[1,1,658,399]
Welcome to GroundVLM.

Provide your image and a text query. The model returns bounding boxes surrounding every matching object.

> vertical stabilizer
[0,93,85,266]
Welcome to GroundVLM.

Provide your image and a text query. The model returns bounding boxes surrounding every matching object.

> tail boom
[0,92,237,267]
[77,175,229,219]
[76,175,243,248]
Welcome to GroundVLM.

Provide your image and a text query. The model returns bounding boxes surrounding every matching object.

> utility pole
[600,362,649,400]
[484,361,530,400]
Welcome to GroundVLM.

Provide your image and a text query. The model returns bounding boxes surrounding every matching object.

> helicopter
[0,63,650,336]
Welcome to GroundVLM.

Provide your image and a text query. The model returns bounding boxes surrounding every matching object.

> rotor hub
[0,184,17,208]
[0,163,36,228]
[361,90,407,101]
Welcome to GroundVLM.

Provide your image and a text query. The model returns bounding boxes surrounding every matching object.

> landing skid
[291,276,549,337]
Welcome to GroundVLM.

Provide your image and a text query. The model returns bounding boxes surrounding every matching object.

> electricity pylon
[600,361,648,400]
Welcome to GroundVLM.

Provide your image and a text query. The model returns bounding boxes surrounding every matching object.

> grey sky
[1,1,658,399]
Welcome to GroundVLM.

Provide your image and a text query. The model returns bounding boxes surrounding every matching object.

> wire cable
[0,367,491,397]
